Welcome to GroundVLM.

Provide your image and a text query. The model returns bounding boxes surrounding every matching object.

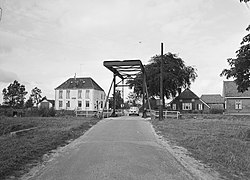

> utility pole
[159,43,164,120]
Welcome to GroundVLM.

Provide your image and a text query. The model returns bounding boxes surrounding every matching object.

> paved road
[26,116,198,180]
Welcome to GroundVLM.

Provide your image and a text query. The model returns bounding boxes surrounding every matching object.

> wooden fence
[151,110,181,119]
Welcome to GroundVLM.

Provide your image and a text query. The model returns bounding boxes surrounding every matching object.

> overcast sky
[0,0,250,103]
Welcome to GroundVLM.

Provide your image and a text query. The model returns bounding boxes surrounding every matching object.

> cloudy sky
[0,0,249,103]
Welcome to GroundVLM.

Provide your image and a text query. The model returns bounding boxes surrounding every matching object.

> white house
[54,77,106,111]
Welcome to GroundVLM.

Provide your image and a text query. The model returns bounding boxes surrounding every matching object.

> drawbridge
[102,60,151,118]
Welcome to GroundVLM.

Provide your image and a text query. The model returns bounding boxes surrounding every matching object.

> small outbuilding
[38,97,55,109]
[200,94,224,111]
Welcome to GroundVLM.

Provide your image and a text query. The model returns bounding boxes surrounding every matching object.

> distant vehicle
[129,106,139,116]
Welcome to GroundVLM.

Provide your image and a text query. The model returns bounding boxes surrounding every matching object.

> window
[182,103,192,110]
[86,100,90,108]
[101,93,103,100]
[197,104,203,110]
[59,101,63,108]
[85,90,90,99]
[172,104,176,110]
[78,90,82,99]
[100,101,103,109]
[235,100,242,110]
[78,101,82,108]
[59,90,63,99]
[66,101,70,108]
[66,90,70,99]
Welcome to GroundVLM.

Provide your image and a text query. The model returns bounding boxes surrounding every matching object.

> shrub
[210,108,224,114]
[38,107,56,117]
[48,107,56,117]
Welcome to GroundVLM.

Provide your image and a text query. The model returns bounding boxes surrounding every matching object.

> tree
[2,80,28,108]
[220,1,250,92]
[30,87,42,106]
[25,97,34,108]
[127,92,140,106]
[109,90,124,109]
[127,53,197,106]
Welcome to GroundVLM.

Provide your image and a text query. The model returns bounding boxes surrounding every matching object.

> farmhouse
[223,81,250,114]
[170,88,210,113]
[55,77,105,111]
[200,94,224,110]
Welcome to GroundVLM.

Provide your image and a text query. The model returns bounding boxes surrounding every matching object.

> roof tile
[200,94,224,104]
[175,88,199,100]
[223,81,250,97]
[55,77,104,91]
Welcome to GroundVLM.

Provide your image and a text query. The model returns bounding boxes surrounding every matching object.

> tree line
[2,80,43,109]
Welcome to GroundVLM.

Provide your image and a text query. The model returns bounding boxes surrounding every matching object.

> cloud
[0,69,18,83]
[0,45,12,54]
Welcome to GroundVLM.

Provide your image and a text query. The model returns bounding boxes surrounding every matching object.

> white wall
[55,89,105,111]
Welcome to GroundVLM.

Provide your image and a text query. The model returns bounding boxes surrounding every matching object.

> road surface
[24,116,202,180]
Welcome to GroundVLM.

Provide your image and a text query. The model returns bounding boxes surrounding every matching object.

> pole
[159,43,164,120]
[111,74,116,117]
[142,70,147,118]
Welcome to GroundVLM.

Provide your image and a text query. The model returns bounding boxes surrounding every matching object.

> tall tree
[109,90,124,109]
[2,80,28,108]
[30,87,42,106]
[220,1,250,92]
[127,53,197,106]
[127,92,140,106]
[25,97,34,108]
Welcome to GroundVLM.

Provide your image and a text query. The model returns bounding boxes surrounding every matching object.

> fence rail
[151,110,181,119]
[75,110,98,117]
[75,109,124,118]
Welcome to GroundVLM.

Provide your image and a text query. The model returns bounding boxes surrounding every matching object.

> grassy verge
[0,116,100,180]
[151,114,250,180]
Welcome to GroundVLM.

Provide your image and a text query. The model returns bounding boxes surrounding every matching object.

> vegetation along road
[21,116,220,180]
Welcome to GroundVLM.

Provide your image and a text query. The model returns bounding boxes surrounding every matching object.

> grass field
[0,116,100,180]
[151,114,250,180]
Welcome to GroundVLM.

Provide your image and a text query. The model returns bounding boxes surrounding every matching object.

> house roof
[39,97,55,106]
[55,77,104,91]
[200,94,224,104]
[175,88,199,100]
[223,81,250,97]
[169,88,210,108]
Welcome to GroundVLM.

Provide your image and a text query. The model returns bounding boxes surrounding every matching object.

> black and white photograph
[0,0,250,179]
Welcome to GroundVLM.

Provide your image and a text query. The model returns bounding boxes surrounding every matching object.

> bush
[24,108,39,117]
[38,107,56,117]
[48,107,56,117]
[55,110,75,117]
[210,108,224,114]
